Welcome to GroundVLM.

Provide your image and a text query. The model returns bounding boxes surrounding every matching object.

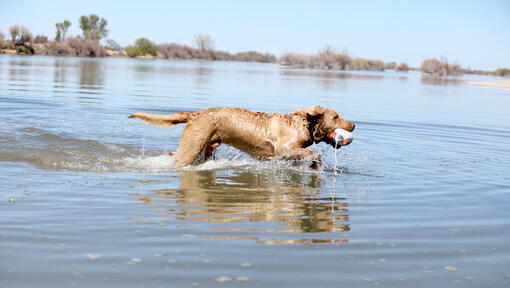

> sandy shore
[467,79,510,90]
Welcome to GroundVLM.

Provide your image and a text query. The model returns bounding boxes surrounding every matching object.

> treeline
[0,16,276,63]
[279,46,407,72]
[279,47,509,77]
[1,18,509,76]
[124,35,276,62]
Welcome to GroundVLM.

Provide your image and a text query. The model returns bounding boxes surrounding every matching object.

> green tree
[125,38,157,57]
[55,20,71,42]
[79,14,108,41]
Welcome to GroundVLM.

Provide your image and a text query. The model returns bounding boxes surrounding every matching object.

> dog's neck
[304,116,319,147]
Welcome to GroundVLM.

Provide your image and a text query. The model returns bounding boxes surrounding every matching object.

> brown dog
[129,106,355,168]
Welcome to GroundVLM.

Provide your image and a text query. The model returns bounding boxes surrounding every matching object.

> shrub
[421,57,463,76]
[157,43,192,59]
[44,41,73,56]
[125,38,157,57]
[347,58,384,71]
[106,39,121,51]
[66,36,105,57]
[385,62,397,70]
[493,68,510,77]
[395,62,409,72]
[279,47,385,71]
[233,51,276,63]
[34,35,48,44]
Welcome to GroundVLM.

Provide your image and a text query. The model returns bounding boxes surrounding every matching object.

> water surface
[1,55,509,287]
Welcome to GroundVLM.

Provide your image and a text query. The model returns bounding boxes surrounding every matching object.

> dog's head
[297,106,355,149]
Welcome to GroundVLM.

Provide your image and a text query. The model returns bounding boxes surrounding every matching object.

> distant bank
[1,15,509,77]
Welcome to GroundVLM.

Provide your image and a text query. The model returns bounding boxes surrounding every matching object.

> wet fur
[129,106,355,168]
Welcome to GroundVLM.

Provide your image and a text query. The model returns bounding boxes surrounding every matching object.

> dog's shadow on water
[132,169,352,244]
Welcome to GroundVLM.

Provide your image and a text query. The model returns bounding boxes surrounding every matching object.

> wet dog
[129,106,355,168]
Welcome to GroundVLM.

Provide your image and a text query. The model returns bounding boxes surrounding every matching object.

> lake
[1,55,509,287]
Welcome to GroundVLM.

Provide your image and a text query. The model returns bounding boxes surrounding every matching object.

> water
[1,55,509,287]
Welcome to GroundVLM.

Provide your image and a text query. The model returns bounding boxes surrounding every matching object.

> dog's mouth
[327,129,353,148]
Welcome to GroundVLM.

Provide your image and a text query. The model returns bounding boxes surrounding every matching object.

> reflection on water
[8,59,31,82]
[420,75,462,86]
[133,170,350,244]
[79,59,104,90]
[53,58,67,85]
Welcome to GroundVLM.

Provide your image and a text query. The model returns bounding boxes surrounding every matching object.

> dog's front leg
[281,148,322,169]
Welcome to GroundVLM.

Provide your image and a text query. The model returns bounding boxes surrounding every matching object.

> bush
[106,39,121,51]
[421,58,463,76]
[493,68,510,77]
[347,58,384,71]
[42,41,73,56]
[66,36,105,57]
[279,47,385,71]
[157,43,192,59]
[233,51,276,63]
[125,38,157,57]
[385,62,397,70]
[34,35,48,44]
[395,62,409,72]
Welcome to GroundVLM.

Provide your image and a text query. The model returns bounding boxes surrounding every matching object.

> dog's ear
[306,106,325,117]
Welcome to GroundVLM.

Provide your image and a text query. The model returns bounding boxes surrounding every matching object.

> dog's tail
[128,111,197,128]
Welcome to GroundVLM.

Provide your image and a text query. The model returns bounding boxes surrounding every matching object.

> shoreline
[467,79,510,90]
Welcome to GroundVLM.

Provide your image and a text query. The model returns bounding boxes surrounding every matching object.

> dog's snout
[351,123,355,131]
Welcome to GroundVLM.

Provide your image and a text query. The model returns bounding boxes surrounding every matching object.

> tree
[10,25,32,43]
[10,25,20,42]
[125,38,157,57]
[55,20,71,42]
[79,14,108,41]
[106,39,121,51]
[395,62,409,72]
[194,34,214,51]
[0,29,5,40]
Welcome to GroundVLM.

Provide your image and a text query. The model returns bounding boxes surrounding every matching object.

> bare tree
[0,29,5,40]
[194,34,215,51]
[20,26,33,43]
[106,39,121,51]
[10,25,20,42]
[319,44,337,55]
[10,25,32,43]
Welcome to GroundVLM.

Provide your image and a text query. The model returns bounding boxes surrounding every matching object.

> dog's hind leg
[172,121,216,168]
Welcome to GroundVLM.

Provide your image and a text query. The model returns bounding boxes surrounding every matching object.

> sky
[0,0,509,70]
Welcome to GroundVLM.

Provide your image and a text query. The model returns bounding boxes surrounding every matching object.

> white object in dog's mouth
[329,128,353,146]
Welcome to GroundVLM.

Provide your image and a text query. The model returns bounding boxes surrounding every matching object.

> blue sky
[1,0,509,70]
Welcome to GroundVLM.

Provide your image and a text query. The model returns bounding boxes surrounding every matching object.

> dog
[129,106,355,168]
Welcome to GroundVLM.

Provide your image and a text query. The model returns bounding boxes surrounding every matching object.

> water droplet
[236,276,249,282]
[444,266,457,272]
[9,198,15,203]
[240,262,252,268]
[215,276,232,284]
[86,253,101,260]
